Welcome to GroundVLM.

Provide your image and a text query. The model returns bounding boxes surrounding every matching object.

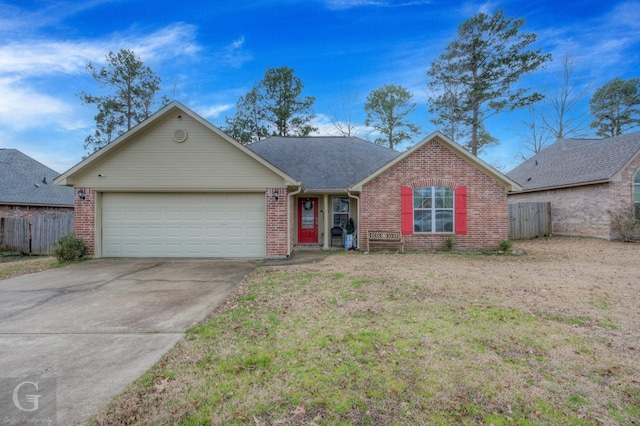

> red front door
[298,198,318,243]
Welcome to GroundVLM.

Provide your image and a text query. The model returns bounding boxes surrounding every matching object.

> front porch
[294,194,359,250]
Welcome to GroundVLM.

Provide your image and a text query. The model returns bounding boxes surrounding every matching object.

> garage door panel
[185,227,204,238]
[102,193,265,258]
[186,211,202,221]
[205,228,223,238]
[165,211,181,221]
[246,226,263,238]
[145,211,163,220]
[145,227,163,237]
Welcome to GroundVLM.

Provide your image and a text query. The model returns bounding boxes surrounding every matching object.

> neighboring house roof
[507,131,640,192]
[247,136,401,191]
[350,131,522,193]
[0,149,74,207]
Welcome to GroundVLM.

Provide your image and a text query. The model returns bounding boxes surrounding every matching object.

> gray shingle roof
[0,149,74,206]
[506,131,640,191]
[247,136,401,190]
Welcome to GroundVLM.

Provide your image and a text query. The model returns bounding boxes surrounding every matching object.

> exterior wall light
[273,189,279,201]
[77,189,86,200]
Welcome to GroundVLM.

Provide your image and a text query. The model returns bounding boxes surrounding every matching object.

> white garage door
[102,193,265,258]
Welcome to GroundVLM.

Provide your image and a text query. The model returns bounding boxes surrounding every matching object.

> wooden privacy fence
[1,213,74,254]
[508,202,551,240]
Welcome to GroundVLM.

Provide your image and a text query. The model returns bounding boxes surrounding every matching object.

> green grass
[89,258,640,425]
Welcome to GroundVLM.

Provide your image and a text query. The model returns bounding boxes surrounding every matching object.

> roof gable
[55,101,299,189]
[350,131,521,192]
[0,149,74,206]
[507,131,640,191]
[247,136,401,190]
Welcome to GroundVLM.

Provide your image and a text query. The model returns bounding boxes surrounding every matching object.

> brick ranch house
[507,131,640,239]
[1,149,74,241]
[54,101,521,258]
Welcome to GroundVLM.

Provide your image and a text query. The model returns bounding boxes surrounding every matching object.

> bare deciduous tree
[328,93,361,137]
[519,104,552,159]
[541,53,589,140]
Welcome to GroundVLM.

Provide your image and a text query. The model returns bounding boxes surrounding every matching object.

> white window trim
[413,186,455,234]
[332,197,350,228]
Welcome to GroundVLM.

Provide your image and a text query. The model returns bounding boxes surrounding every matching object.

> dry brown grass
[0,255,59,280]
[90,236,640,425]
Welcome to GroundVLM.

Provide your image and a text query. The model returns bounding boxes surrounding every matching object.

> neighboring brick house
[0,149,74,240]
[55,101,520,258]
[506,131,640,239]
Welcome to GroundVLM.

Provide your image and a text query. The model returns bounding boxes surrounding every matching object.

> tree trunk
[471,106,479,156]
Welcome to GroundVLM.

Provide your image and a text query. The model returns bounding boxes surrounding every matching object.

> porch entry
[298,197,318,243]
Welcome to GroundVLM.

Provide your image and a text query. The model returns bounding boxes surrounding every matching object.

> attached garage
[101,193,265,258]
[55,102,299,259]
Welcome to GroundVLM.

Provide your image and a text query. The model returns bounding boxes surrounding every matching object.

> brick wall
[265,187,289,258]
[508,153,640,239]
[0,205,73,219]
[74,187,95,255]
[361,140,509,250]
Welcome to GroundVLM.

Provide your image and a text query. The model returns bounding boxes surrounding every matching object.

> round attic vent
[172,129,188,143]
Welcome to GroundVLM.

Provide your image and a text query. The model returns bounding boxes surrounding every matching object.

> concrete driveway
[0,258,257,425]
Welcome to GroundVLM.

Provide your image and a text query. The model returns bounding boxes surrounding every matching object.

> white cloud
[310,113,373,138]
[0,0,116,36]
[324,0,386,9]
[0,23,200,76]
[217,36,253,69]
[196,104,235,119]
[231,37,245,49]
[0,41,102,75]
[0,23,201,136]
[323,0,431,9]
[457,1,499,16]
[535,1,640,84]
[607,1,640,30]
[0,77,75,130]
[126,23,201,62]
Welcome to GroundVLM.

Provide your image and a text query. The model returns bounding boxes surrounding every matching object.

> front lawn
[90,237,640,425]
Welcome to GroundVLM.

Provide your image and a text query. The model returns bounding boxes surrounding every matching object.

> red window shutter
[455,186,467,235]
[401,186,413,235]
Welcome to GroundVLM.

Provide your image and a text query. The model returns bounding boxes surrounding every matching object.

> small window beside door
[332,197,350,228]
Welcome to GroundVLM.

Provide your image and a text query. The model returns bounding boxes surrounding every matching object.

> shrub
[52,234,88,262]
[499,239,512,252]
[444,236,456,251]
[608,206,640,242]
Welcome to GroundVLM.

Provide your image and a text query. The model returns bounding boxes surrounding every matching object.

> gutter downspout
[347,190,360,249]
[287,184,303,257]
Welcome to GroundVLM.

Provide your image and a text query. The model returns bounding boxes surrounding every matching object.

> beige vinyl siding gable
[71,113,286,190]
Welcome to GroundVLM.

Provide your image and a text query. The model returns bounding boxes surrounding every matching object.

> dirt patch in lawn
[90,236,640,425]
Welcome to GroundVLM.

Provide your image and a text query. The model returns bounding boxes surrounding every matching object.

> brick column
[74,187,95,256]
[265,188,288,258]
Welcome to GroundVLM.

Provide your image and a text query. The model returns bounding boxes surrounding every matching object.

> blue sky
[1,0,639,174]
